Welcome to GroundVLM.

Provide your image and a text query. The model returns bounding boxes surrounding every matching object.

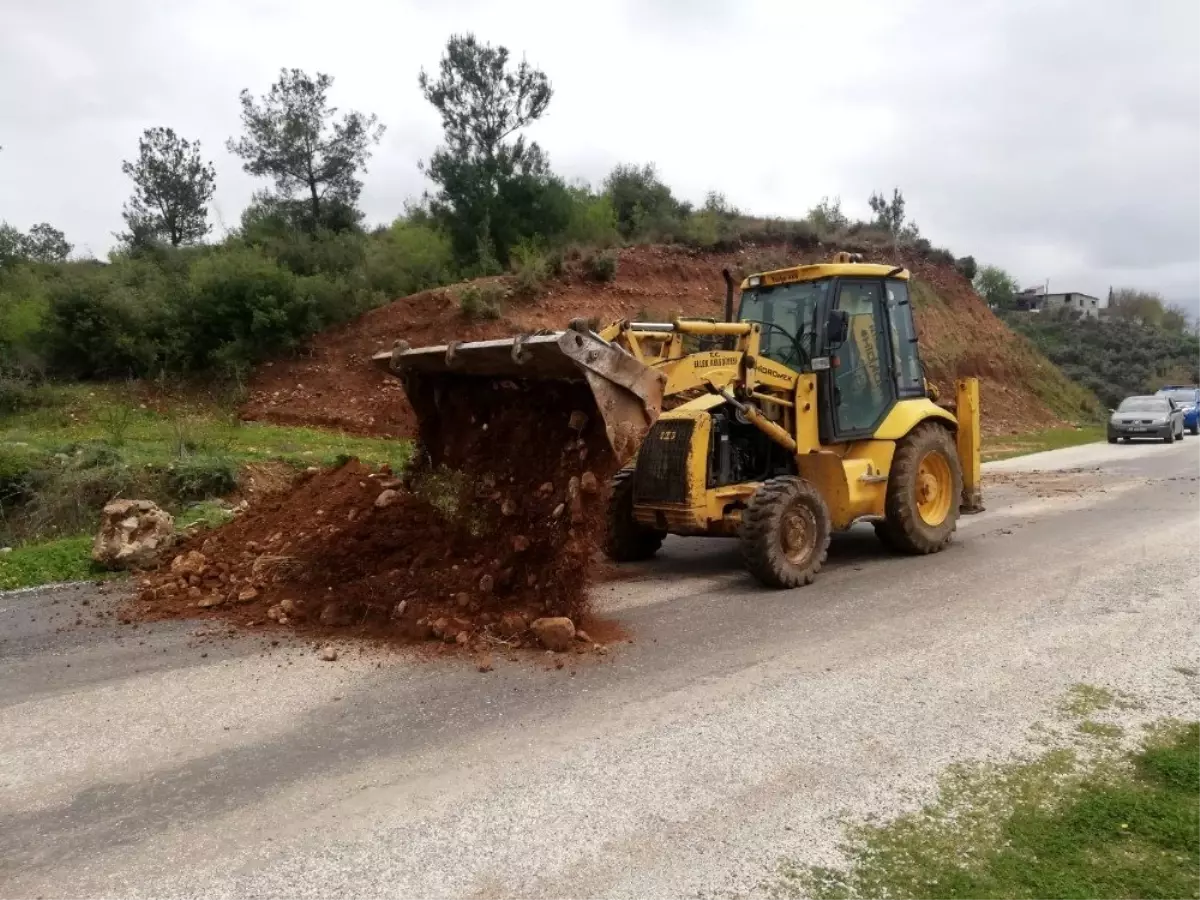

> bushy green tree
[420,34,566,266]
[1109,288,1166,327]
[603,163,685,239]
[1,223,72,265]
[121,127,216,247]
[868,188,919,242]
[973,265,1020,309]
[805,195,848,234]
[1161,304,1190,334]
[228,69,384,233]
[23,224,72,263]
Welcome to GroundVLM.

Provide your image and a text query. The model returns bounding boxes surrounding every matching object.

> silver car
[1107,395,1186,444]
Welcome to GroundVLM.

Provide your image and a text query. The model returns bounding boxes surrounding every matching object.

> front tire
[604,468,665,562]
[876,422,963,554]
[1165,428,1175,444]
[740,477,831,588]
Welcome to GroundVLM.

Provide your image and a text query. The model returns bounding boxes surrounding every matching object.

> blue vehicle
[1156,385,1200,435]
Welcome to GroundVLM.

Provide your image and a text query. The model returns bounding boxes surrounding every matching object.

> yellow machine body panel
[873,397,957,440]
[741,262,910,290]
[631,398,957,535]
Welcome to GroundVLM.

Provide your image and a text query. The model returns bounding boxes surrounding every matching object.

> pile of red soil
[127,379,620,653]
[240,243,1071,441]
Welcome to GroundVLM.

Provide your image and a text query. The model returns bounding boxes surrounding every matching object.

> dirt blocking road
[1,440,1197,898]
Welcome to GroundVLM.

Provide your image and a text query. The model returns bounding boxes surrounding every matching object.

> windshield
[1163,389,1197,405]
[1118,397,1169,412]
[738,280,830,370]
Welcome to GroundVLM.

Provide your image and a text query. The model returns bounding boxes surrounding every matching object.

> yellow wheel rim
[916,450,953,526]
[781,503,817,566]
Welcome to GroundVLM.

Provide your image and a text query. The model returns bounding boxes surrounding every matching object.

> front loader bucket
[373,326,666,467]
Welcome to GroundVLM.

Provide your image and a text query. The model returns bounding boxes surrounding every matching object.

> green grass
[1,384,412,590]
[771,721,1199,900]
[0,383,410,471]
[0,535,111,590]
[983,425,1106,462]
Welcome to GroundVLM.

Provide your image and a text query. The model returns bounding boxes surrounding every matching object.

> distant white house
[1013,288,1106,319]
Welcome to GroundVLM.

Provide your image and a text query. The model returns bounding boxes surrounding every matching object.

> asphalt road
[2,440,1197,898]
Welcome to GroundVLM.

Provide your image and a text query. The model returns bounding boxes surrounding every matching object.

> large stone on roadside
[92,500,176,570]
[530,616,576,652]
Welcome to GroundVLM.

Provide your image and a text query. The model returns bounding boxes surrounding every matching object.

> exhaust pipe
[722,268,737,350]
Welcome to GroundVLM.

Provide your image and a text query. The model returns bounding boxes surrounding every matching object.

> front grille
[633,420,694,504]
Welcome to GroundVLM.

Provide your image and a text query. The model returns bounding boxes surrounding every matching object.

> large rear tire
[740,476,831,588]
[604,468,665,562]
[876,422,963,554]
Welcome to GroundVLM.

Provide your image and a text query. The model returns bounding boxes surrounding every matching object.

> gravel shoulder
[1,441,1197,898]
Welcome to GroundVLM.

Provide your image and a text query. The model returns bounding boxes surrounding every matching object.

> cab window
[738,280,829,370]
[833,280,889,432]
[885,281,924,396]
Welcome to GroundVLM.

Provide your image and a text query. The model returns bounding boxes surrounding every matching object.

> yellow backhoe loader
[375,253,982,588]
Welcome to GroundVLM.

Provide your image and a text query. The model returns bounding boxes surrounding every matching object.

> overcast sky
[2,0,1198,311]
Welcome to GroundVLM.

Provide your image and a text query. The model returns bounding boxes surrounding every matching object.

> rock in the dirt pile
[374,489,400,509]
[567,410,588,432]
[511,535,530,552]
[497,611,528,638]
[170,549,208,575]
[319,602,352,626]
[580,471,599,494]
[531,616,576,652]
[319,645,338,662]
[92,500,176,570]
[235,586,259,603]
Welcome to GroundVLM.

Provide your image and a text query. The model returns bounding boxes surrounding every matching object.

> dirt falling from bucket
[126,378,624,651]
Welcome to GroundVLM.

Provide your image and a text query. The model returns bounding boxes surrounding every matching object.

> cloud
[1,0,1196,311]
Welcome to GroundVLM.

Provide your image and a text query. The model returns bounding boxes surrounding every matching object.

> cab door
[822,278,898,441]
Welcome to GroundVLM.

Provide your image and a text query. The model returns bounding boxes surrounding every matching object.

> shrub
[582,250,618,283]
[0,446,50,511]
[175,248,320,375]
[681,210,721,247]
[458,283,503,320]
[364,219,456,298]
[510,241,549,298]
[43,265,165,378]
[564,189,621,247]
[165,456,238,502]
[955,255,978,282]
[0,372,59,414]
[253,228,367,278]
[603,163,687,240]
[0,265,50,371]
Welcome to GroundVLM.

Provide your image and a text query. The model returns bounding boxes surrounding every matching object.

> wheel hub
[916,450,954,526]
[781,505,817,565]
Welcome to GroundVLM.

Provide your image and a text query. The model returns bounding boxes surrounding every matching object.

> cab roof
[740,262,909,290]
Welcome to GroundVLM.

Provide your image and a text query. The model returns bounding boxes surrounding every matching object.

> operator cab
[736,259,926,443]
